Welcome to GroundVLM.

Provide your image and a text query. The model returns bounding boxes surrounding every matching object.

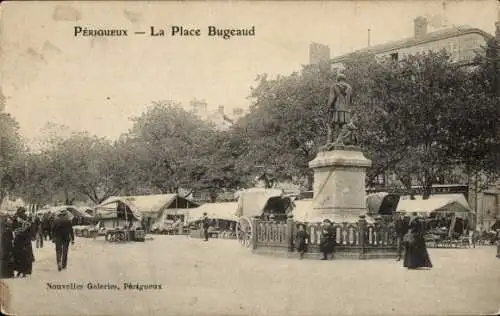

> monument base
[308,148,372,223]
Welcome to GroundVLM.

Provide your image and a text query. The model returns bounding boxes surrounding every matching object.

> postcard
[0,1,499,315]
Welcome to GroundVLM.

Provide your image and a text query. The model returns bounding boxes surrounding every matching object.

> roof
[396,194,471,215]
[187,202,239,222]
[95,197,143,220]
[236,188,284,218]
[366,192,389,214]
[101,194,198,213]
[95,194,199,220]
[330,26,493,64]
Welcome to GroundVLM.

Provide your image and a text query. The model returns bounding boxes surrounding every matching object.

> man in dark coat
[201,213,210,241]
[51,209,75,271]
[319,219,336,260]
[395,213,410,261]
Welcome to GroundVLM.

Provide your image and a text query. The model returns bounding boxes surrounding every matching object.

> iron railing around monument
[251,217,398,259]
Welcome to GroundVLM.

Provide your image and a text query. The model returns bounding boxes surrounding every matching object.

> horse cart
[235,188,295,248]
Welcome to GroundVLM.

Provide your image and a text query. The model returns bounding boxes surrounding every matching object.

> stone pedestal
[308,146,372,223]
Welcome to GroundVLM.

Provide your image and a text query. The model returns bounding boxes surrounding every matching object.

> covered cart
[234,188,294,248]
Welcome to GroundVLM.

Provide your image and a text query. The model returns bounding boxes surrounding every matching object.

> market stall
[396,194,474,247]
[187,202,238,239]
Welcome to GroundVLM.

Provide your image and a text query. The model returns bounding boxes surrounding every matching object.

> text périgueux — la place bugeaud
[74,26,256,40]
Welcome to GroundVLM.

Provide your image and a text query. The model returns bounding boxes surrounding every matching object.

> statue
[324,73,357,149]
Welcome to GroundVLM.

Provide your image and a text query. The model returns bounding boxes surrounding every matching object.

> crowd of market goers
[0,207,75,278]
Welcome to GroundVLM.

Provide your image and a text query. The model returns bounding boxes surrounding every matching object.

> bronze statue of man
[326,73,354,145]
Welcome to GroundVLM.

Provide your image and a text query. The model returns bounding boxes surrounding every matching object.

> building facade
[310,16,495,70]
[189,99,246,130]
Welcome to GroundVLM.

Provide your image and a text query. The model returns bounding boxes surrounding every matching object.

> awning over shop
[396,194,471,216]
[96,194,199,220]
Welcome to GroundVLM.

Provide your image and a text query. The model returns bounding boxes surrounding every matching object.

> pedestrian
[33,215,44,248]
[12,207,35,278]
[295,223,310,259]
[51,209,75,271]
[319,219,336,260]
[42,214,52,241]
[395,212,410,261]
[0,216,15,278]
[201,213,210,241]
[403,213,432,270]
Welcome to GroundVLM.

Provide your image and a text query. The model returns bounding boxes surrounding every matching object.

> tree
[0,110,24,205]
[237,67,331,189]
[125,101,219,194]
[238,50,497,198]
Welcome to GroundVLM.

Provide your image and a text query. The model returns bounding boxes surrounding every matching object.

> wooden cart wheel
[236,217,253,248]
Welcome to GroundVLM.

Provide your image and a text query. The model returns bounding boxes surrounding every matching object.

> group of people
[293,213,433,269]
[0,206,76,278]
[295,219,336,260]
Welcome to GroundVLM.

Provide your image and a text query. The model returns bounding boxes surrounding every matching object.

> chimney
[414,16,428,39]
[218,105,224,115]
[309,42,331,65]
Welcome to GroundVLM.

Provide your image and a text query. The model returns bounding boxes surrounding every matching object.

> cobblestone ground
[3,235,500,316]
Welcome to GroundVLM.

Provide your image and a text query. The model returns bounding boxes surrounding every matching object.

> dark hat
[323,219,332,224]
[296,222,306,229]
[203,212,207,216]
[16,207,26,214]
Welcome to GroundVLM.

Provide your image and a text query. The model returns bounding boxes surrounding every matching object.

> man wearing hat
[51,208,75,271]
[201,212,210,241]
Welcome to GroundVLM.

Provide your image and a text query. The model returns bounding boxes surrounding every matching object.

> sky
[0,1,498,146]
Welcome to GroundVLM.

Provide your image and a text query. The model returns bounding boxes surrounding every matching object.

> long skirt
[403,237,432,269]
[319,239,335,254]
[13,237,34,275]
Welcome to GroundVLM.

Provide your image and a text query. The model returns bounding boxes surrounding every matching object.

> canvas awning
[96,194,199,220]
[236,188,283,218]
[396,194,471,216]
[95,197,143,220]
[187,202,238,223]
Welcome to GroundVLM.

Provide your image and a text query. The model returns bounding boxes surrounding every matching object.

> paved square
[4,236,500,316]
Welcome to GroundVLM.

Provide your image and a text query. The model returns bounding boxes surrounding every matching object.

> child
[295,223,310,260]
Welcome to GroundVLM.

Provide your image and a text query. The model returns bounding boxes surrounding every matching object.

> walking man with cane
[51,209,75,271]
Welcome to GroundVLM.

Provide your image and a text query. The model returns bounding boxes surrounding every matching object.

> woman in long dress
[403,214,432,269]
[12,208,34,277]
[0,216,15,278]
